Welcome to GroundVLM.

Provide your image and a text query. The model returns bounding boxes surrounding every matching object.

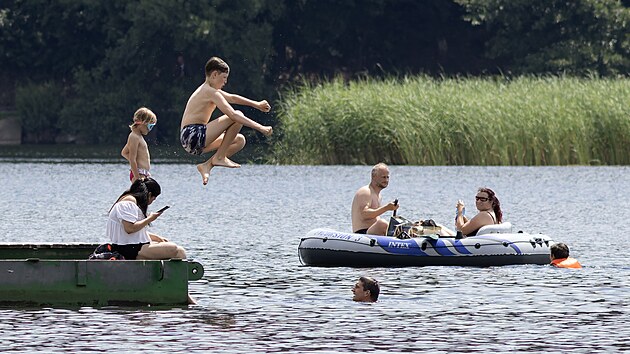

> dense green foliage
[15,82,64,143]
[456,0,630,76]
[273,76,630,165]
[1,0,630,164]
[1,0,281,143]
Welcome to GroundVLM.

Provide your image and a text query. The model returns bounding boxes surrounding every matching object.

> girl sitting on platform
[106,178,186,260]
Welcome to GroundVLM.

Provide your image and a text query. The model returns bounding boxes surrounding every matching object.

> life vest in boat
[551,257,582,269]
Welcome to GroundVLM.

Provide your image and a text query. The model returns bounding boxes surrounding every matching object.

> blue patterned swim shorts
[180,124,207,155]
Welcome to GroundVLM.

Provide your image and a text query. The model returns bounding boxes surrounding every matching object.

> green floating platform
[0,243,204,306]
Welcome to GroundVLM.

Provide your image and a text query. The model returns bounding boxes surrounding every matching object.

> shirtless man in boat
[351,163,399,235]
[180,56,273,185]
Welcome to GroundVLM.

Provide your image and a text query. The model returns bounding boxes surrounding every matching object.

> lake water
[0,161,629,353]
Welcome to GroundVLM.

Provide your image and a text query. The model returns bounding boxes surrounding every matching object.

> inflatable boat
[298,223,554,267]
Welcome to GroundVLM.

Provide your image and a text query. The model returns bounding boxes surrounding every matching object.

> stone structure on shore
[0,117,21,145]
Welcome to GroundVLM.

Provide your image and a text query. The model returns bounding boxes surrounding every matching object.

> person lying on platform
[351,163,399,235]
[550,243,582,269]
[352,276,380,302]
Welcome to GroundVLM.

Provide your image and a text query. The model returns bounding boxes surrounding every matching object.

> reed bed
[271,76,630,165]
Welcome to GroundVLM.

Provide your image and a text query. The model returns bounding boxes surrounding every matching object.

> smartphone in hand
[156,206,170,213]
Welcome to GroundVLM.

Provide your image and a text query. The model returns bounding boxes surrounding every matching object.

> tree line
[1,0,629,144]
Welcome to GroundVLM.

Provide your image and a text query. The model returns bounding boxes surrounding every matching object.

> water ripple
[0,164,629,352]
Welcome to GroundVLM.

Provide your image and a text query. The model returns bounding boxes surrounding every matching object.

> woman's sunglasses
[475,196,490,202]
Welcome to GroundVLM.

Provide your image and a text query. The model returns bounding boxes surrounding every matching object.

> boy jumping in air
[180,56,273,185]
[122,107,157,182]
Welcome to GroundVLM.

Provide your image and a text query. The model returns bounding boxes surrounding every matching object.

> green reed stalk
[271,76,630,165]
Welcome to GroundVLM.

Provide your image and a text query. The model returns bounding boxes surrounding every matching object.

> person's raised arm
[455,200,467,230]
[219,90,271,112]
[212,90,272,136]
[358,196,398,219]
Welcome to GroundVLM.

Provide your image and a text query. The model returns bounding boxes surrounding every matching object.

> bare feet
[260,126,273,137]
[196,162,213,185]
[211,156,241,168]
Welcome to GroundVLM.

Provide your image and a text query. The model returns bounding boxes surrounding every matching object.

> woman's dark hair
[479,187,503,223]
[109,178,161,217]
[359,276,380,302]
[143,177,161,199]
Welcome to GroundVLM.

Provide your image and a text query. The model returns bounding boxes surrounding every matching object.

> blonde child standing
[122,107,157,182]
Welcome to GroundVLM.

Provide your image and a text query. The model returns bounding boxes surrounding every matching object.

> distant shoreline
[0,143,270,164]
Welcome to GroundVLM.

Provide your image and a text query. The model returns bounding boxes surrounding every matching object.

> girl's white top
[106,201,151,245]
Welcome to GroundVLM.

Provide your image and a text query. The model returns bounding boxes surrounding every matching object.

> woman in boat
[454,187,503,237]
[106,178,186,260]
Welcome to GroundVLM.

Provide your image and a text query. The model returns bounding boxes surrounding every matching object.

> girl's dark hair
[479,187,503,223]
[143,177,161,199]
[109,178,161,217]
